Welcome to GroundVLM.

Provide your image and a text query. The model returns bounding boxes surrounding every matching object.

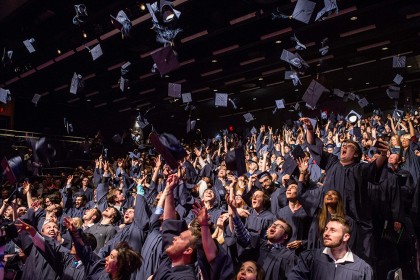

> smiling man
[288,217,373,280]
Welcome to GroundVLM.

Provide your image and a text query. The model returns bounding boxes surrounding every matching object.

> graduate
[287,217,373,280]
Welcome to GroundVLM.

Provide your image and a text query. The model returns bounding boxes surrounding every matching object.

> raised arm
[163,174,179,220]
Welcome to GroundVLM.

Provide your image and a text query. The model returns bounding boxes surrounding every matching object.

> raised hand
[66,175,73,185]
[63,217,76,232]
[192,201,209,226]
[296,157,309,173]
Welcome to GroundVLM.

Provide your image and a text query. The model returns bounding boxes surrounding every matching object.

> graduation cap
[315,0,338,21]
[151,45,180,76]
[110,10,132,38]
[87,44,103,61]
[291,144,306,160]
[386,85,400,100]
[1,156,23,184]
[321,110,328,120]
[186,118,196,133]
[345,110,361,123]
[293,102,300,111]
[393,74,404,85]
[319,37,329,55]
[73,4,88,25]
[302,80,329,108]
[280,50,309,69]
[282,156,298,176]
[333,88,345,98]
[392,56,406,68]
[168,83,181,98]
[215,92,228,107]
[272,99,285,114]
[250,127,257,135]
[23,38,36,53]
[121,61,131,76]
[290,34,306,50]
[285,70,301,86]
[348,92,356,101]
[358,97,369,108]
[0,88,11,104]
[182,92,192,103]
[70,72,83,94]
[2,48,13,67]
[393,109,404,120]
[150,132,186,169]
[34,137,56,166]
[243,113,255,123]
[119,77,128,92]
[159,0,181,23]
[64,118,74,134]
[128,151,141,160]
[32,94,41,107]
[273,0,316,24]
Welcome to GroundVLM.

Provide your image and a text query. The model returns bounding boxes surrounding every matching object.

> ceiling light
[258,77,263,81]
[348,77,352,81]
[213,89,217,92]
[275,40,282,44]
[197,118,200,121]
[57,49,61,54]
[350,16,358,21]
[139,3,146,11]
[381,47,388,50]
[82,32,87,38]
[316,63,321,67]
[295,88,299,92]
[86,99,91,102]
[212,59,217,63]
[407,65,412,68]
[253,97,256,100]
[365,82,370,85]
[164,75,170,78]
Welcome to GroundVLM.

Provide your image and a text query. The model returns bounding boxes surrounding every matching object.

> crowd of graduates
[1,109,420,280]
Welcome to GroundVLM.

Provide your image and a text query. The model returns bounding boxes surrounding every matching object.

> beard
[323,237,342,248]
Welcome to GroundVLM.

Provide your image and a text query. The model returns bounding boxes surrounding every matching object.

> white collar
[323,247,354,264]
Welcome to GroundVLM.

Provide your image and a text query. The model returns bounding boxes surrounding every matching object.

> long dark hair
[318,190,346,235]
[113,242,142,280]
[234,260,265,280]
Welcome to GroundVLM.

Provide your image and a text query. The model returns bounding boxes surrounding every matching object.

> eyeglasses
[271,223,286,231]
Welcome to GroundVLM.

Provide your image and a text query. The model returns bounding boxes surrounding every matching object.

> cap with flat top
[73,4,88,25]
[358,97,369,108]
[291,0,316,24]
[280,50,309,69]
[70,73,83,94]
[0,88,11,104]
[285,70,301,86]
[182,92,192,103]
[315,0,338,21]
[32,94,41,106]
[302,80,329,108]
[215,92,228,107]
[89,44,103,61]
[345,110,361,123]
[392,56,406,68]
[168,83,181,98]
[110,10,132,38]
[151,45,180,76]
[23,38,36,53]
[243,113,255,123]
[393,74,404,85]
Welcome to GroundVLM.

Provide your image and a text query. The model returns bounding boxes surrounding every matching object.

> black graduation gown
[277,205,311,244]
[152,219,196,280]
[42,236,85,280]
[287,248,373,280]
[14,232,59,280]
[245,208,275,239]
[138,213,163,280]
